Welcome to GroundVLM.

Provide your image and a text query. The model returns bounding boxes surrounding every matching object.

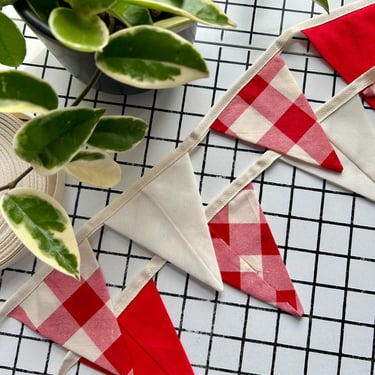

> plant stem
[0,166,33,192]
[1,70,102,191]
[71,69,102,107]
[108,14,116,33]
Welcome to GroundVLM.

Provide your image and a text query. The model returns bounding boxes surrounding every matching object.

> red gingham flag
[211,53,343,173]
[8,242,194,374]
[208,183,304,316]
[8,246,132,374]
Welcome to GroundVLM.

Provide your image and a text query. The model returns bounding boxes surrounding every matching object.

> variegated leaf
[1,188,80,279]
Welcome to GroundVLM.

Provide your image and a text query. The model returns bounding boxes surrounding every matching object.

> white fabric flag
[105,154,224,292]
[283,94,375,201]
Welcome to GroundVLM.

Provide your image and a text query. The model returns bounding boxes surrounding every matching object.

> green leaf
[314,0,330,13]
[71,151,105,162]
[0,12,26,66]
[65,150,122,187]
[49,8,109,52]
[154,16,196,33]
[65,0,117,14]
[108,1,153,27]
[13,107,105,175]
[123,0,235,27]
[26,0,59,23]
[0,70,58,112]
[1,188,80,279]
[0,0,16,7]
[95,26,209,89]
[87,116,148,152]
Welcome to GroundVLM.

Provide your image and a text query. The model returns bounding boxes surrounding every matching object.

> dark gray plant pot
[14,0,197,95]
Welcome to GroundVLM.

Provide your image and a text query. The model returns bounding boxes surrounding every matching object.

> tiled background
[1,1,375,374]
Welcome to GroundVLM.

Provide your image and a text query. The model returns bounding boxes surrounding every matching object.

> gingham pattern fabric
[211,53,343,173]
[208,183,304,316]
[363,83,375,97]
[81,281,194,375]
[9,241,132,375]
[8,241,194,375]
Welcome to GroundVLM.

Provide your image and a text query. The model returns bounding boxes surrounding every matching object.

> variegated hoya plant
[0,0,329,279]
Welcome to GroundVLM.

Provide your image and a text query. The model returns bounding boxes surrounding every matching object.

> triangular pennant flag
[8,240,133,375]
[118,280,193,374]
[210,53,343,173]
[283,94,375,201]
[81,280,194,375]
[105,154,223,292]
[302,3,375,109]
[320,95,375,181]
[208,183,304,316]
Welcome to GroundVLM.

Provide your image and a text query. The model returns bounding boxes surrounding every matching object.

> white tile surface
[1,1,374,375]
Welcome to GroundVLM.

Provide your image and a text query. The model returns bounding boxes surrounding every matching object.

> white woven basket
[0,113,65,269]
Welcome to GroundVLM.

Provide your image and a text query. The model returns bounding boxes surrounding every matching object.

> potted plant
[5,0,236,93]
[0,0,236,279]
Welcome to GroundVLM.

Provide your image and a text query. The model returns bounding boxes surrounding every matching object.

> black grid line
[336,195,357,375]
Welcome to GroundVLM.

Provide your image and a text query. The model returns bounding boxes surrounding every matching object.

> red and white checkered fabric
[9,243,132,375]
[7,240,194,374]
[208,183,304,316]
[211,53,343,173]
[81,280,194,375]
[363,83,375,97]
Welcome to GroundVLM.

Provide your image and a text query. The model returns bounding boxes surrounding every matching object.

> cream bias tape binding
[113,255,166,315]
[1,0,373,326]
[315,67,375,122]
[282,67,375,201]
[0,113,65,270]
[57,351,79,375]
[205,151,281,221]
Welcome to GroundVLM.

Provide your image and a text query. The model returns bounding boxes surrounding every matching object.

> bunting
[303,3,375,109]
[210,54,343,172]
[208,183,303,316]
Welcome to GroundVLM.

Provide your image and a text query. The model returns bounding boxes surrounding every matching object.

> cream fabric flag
[319,95,375,181]
[105,154,224,292]
[283,86,375,201]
